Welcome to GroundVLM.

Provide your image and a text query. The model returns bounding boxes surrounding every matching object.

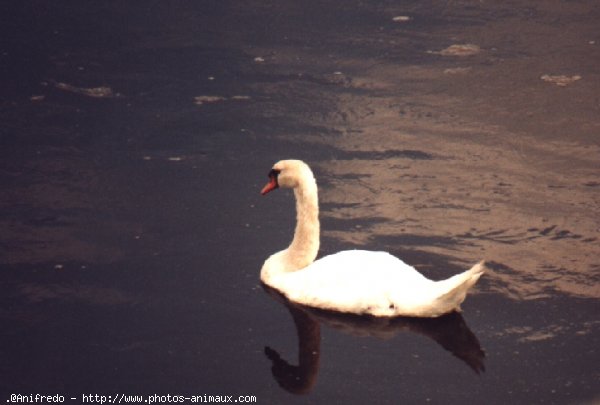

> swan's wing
[308,250,430,283]
[274,250,435,315]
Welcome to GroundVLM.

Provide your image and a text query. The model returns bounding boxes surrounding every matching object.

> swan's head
[261,160,314,195]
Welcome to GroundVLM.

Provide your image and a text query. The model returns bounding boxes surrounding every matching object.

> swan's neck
[261,173,320,281]
[287,181,320,269]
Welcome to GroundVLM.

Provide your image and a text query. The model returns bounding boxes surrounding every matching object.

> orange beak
[261,177,278,195]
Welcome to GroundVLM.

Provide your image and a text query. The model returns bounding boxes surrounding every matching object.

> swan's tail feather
[433,261,485,315]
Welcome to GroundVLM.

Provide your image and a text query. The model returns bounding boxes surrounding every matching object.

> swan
[260,159,485,318]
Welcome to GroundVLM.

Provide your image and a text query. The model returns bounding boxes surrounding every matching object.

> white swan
[260,159,485,318]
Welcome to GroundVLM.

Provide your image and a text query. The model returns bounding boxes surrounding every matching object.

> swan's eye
[268,169,281,179]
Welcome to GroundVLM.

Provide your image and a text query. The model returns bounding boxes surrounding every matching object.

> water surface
[1,1,599,403]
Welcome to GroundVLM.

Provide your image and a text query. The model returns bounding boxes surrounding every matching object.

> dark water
[1,1,599,404]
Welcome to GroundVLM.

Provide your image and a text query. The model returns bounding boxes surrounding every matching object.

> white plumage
[260,160,484,318]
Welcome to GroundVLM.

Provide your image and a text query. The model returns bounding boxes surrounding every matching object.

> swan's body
[260,160,484,318]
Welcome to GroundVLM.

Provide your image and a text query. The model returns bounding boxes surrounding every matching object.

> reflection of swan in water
[260,160,485,318]
[264,301,321,395]
[263,286,485,394]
